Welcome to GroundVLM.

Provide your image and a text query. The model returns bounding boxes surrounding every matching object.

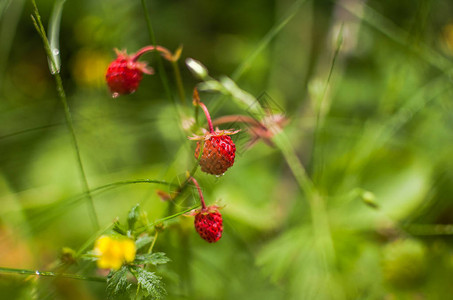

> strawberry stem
[199,102,214,134]
[212,115,266,130]
[190,177,206,209]
[132,45,173,62]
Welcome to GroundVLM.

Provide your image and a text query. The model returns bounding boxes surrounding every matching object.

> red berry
[194,133,236,175]
[194,206,223,243]
[105,49,153,97]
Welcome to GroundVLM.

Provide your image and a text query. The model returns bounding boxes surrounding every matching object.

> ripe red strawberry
[192,130,238,175]
[189,91,240,175]
[194,206,223,243]
[105,49,153,97]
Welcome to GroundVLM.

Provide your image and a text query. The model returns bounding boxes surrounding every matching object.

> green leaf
[135,252,170,266]
[113,221,127,236]
[106,266,132,299]
[134,268,166,299]
[81,251,98,262]
[135,235,154,251]
[231,0,306,81]
[127,204,141,231]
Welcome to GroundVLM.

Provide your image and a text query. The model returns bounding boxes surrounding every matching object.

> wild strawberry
[105,49,153,97]
[189,89,240,175]
[194,206,223,243]
[193,131,238,175]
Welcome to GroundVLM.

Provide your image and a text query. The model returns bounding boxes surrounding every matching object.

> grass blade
[31,0,99,230]
[0,267,106,282]
[0,0,25,90]
[231,0,307,81]
[47,0,66,74]
[341,1,453,76]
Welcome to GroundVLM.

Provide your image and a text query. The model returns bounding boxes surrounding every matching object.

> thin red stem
[212,115,266,130]
[132,45,173,62]
[190,177,206,209]
[199,102,214,133]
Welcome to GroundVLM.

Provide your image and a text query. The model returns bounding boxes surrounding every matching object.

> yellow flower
[94,235,136,270]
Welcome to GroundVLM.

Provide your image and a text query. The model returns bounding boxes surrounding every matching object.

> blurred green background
[2,0,453,299]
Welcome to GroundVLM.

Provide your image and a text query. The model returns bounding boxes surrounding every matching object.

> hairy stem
[212,115,265,129]
[132,45,173,62]
[198,102,214,133]
[190,177,206,209]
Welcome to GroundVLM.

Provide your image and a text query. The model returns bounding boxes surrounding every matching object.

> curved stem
[189,177,206,209]
[212,115,266,129]
[132,45,173,62]
[89,179,176,195]
[198,102,214,134]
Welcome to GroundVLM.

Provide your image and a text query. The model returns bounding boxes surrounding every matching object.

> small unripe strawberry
[194,206,223,243]
[105,49,153,97]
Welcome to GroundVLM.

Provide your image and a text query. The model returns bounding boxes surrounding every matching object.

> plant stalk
[132,45,173,61]
[198,102,214,133]
[31,0,99,230]
[136,205,200,235]
[190,177,206,209]
[140,0,174,103]
[0,267,105,282]
[172,60,186,104]
[147,231,159,254]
